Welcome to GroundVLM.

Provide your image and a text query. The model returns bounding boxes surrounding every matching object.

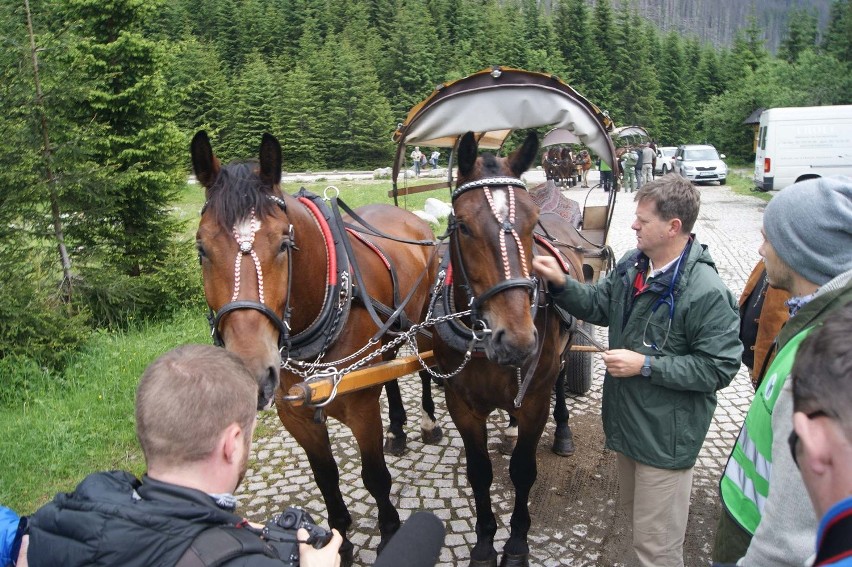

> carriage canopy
[392,66,618,187]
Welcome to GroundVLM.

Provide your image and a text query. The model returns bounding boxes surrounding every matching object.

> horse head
[450,130,541,367]
[192,131,295,410]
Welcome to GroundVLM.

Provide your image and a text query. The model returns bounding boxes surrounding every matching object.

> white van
[753,105,852,191]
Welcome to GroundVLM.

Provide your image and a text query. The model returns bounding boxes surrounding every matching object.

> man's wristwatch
[640,355,652,377]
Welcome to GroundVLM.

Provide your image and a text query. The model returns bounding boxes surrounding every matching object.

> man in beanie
[712,176,852,566]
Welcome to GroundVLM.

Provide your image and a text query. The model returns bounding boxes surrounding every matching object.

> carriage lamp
[490,66,502,79]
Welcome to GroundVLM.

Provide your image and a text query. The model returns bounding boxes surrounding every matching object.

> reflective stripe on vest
[720,327,814,534]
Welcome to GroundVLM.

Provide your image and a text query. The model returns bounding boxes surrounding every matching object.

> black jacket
[27,471,285,566]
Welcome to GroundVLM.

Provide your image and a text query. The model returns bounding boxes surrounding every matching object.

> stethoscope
[641,242,689,352]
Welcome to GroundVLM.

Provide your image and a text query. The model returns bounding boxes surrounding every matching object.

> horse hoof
[421,425,443,444]
[383,435,407,456]
[553,425,576,457]
[499,434,517,456]
[499,552,530,567]
[339,540,355,567]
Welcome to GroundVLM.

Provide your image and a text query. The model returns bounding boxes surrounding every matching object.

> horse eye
[279,239,291,253]
[195,242,207,261]
[458,222,472,237]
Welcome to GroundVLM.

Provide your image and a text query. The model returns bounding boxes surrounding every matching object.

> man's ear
[669,218,683,237]
[793,412,831,475]
[221,422,244,464]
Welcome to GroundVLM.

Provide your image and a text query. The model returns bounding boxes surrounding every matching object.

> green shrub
[0,273,92,372]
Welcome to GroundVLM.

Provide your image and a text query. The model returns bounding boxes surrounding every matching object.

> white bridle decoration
[483,186,529,281]
[231,208,265,303]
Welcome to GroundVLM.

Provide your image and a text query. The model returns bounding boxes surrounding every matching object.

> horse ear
[457,132,478,176]
[191,131,220,189]
[508,131,539,178]
[259,133,282,186]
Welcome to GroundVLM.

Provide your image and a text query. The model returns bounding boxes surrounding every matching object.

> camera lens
[279,511,298,529]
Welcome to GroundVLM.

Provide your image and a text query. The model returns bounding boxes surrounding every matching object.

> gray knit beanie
[763,176,852,286]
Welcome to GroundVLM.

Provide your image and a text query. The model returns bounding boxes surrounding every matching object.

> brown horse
[191,131,440,565]
[575,149,592,187]
[541,147,561,183]
[432,131,584,566]
[558,147,577,187]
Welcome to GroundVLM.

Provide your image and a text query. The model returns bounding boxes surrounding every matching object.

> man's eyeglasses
[787,410,829,469]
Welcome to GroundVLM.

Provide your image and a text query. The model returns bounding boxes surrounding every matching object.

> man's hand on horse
[532,256,567,288]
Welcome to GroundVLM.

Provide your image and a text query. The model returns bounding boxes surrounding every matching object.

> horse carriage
[192,66,619,566]
[391,67,618,397]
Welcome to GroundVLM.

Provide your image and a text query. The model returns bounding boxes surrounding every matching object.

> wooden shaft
[569,345,605,352]
[285,351,435,407]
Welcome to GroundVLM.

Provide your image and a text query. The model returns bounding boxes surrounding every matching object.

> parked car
[673,144,728,185]
[655,146,677,175]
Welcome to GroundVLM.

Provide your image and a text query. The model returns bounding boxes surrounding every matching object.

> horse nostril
[491,328,505,346]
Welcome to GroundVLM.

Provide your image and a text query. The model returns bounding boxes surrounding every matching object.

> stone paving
[236,172,771,566]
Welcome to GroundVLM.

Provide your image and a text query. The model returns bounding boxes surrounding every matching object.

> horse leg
[419,369,443,444]
[552,365,575,457]
[501,403,550,567]
[446,392,498,567]
[276,411,356,566]
[347,397,402,554]
[383,380,408,456]
[500,415,518,456]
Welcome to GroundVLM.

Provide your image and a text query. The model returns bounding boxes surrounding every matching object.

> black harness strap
[176,526,275,567]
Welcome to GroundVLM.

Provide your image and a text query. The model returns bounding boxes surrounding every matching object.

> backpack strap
[176,525,274,567]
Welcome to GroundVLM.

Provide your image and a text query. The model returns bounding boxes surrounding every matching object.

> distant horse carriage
[390,67,618,566]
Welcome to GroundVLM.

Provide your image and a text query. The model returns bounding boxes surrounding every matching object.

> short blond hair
[136,344,257,468]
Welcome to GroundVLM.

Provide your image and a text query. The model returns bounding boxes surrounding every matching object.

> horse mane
[206,161,279,229]
[479,152,504,176]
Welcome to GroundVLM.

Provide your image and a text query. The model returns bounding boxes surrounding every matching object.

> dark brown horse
[541,147,561,183]
[191,131,440,565]
[432,131,584,566]
[575,149,592,187]
[558,147,577,187]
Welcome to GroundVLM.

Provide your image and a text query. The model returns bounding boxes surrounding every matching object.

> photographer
[23,344,343,567]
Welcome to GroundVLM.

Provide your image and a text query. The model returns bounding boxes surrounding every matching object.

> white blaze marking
[492,188,508,219]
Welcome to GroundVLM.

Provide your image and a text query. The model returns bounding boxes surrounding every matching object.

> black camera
[262,507,333,565]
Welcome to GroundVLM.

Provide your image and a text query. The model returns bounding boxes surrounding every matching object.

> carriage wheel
[564,321,594,395]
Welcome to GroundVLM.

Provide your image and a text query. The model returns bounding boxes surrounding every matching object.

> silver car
[673,144,727,185]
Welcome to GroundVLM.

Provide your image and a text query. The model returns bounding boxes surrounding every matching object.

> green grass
[0,311,208,514]
[724,168,773,202]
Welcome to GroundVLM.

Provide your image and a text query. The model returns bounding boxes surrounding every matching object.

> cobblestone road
[236,173,770,566]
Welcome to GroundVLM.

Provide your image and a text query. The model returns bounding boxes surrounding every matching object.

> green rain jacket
[552,238,742,469]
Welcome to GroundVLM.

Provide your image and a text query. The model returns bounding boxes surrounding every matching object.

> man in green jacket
[533,174,741,567]
[712,176,852,566]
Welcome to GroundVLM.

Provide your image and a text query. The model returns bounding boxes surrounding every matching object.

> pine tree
[553,0,597,94]
[61,0,184,278]
[822,0,852,62]
[657,31,695,144]
[778,8,819,63]
[225,52,278,160]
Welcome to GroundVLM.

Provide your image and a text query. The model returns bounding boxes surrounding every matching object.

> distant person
[621,147,638,193]
[599,157,612,192]
[410,146,423,177]
[713,177,852,567]
[534,174,741,567]
[429,150,440,169]
[634,144,645,189]
[738,259,790,389]
[790,303,852,567]
[641,144,655,185]
[24,344,344,567]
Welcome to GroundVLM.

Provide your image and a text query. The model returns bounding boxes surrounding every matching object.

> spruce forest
[0,0,850,376]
